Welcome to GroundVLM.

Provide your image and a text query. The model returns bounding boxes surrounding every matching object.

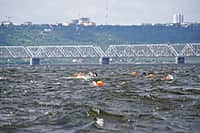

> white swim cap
[167,74,174,80]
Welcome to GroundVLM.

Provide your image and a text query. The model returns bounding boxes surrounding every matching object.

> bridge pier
[176,56,185,64]
[30,58,40,65]
[99,57,110,64]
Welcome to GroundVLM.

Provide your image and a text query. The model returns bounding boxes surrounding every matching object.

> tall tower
[173,13,184,24]
[105,0,108,25]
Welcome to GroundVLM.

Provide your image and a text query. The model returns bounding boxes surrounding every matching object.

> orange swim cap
[131,71,137,77]
[96,80,104,87]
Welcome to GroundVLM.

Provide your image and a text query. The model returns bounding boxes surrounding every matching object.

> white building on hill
[173,13,184,24]
[71,17,96,26]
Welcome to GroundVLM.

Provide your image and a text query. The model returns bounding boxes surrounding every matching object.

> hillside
[0,24,200,46]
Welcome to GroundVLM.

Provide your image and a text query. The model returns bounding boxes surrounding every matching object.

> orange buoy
[131,71,137,77]
[95,80,104,87]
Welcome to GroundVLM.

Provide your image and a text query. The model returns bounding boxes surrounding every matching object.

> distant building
[71,19,79,25]
[79,17,90,23]
[1,20,13,26]
[24,21,32,26]
[62,22,69,26]
[173,13,184,24]
[141,23,153,26]
[71,17,96,26]
[56,22,69,26]
[43,28,52,32]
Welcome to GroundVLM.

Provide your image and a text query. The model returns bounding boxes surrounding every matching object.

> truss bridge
[0,43,200,64]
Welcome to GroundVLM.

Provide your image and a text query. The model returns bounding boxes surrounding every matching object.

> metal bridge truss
[0,45,106,58]
[105,43,200,57]
[0,44,200,58]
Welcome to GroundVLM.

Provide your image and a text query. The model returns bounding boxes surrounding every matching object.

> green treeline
[0,24,200,46]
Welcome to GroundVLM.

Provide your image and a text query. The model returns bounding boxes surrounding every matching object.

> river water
[0,64,200,133]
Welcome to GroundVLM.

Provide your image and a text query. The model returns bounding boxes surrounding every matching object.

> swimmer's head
[94,72,98,77]
[88,72,97,77]
[93,80,104,87]
[143,72,147,76]
[167,74,174,80]
[162,74,174,81]
[131,71,137,77]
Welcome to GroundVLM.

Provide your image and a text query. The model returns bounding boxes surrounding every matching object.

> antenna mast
[105,0,108,25]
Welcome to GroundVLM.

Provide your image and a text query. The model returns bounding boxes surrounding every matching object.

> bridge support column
[30,58,40,65]
[99,57,110,64]
[176,56,185,64]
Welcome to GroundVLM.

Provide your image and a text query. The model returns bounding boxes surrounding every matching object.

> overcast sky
[0,0,199,25]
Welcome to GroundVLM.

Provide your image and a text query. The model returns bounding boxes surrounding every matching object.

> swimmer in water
[87,72,98,78]
[73,72,97,80]
[161,74,174,81]
[92,80,104,87]
[73,72,85,78]
[143,72,156,78]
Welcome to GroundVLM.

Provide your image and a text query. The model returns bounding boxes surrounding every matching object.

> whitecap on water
[0,76,7,80]
[95,117,104,127]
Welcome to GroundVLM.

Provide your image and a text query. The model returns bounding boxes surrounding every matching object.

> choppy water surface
[0,64,200,133]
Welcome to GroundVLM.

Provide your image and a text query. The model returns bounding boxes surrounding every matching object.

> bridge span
[0,43,200,64]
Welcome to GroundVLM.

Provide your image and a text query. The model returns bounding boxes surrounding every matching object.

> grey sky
[0,0,199,25]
